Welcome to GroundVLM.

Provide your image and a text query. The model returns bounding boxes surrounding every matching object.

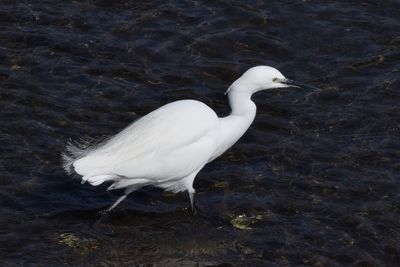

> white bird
[62,66,318,213]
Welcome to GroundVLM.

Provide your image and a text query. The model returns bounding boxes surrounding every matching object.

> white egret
[62,66,318,213]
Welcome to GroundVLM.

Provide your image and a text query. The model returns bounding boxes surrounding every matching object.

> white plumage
[62,66,315,212]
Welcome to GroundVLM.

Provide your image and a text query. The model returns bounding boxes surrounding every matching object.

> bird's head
[226,66,319,94]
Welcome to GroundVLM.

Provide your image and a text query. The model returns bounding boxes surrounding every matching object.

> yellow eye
[272,78,279,82]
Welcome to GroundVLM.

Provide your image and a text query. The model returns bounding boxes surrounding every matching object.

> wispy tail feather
[61,151,74,174]
[61,139,89,174]
[61,136,108,175]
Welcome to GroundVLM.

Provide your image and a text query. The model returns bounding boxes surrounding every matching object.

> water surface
[1,0,400,265]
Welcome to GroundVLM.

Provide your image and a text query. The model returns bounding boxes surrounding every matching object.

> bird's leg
[99,185,137,215]
[98,194,127,215]
[107,194,128,212]
[188,189,198,215]
[184,170,201,215]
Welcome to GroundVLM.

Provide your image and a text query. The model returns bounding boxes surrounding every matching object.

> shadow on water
[1,0,400,265]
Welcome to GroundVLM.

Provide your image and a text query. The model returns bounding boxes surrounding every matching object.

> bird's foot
[191,203,199,216]
[182,202,200,216]
[98,208,109,217]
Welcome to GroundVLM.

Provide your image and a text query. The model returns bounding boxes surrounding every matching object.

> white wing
[66,100,219,182]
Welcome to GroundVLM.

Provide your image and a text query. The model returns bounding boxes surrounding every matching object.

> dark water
[1,0,400,265]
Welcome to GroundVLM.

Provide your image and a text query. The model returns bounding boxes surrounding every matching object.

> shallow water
[1,0,400,266]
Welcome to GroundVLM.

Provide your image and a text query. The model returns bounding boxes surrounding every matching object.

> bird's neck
[227,90,256,116]
[224,90,257,137]
[212,90,257,160]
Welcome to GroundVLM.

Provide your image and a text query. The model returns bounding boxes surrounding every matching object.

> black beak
[281,78,321,91]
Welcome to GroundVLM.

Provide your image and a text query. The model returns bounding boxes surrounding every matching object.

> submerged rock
[57,233,98,253]
[230,213,263,230]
